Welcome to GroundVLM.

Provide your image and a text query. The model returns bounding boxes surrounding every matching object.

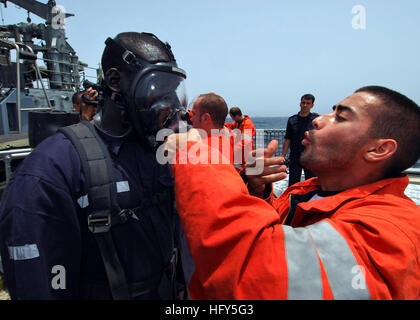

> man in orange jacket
[173,86,420,299]
[190,94,230,138]
[163,93,233,165]
[225,107,256,172]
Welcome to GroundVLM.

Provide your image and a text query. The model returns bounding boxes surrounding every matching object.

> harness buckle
[87,213,112,234]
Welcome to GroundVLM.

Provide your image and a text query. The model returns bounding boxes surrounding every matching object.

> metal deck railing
[255,129,287,157]
[0,148,31,184]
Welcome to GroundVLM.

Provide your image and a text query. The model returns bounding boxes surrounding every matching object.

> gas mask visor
[132,70,189,141]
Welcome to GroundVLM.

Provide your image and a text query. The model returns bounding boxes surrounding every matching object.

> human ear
[105,68,121,93]
[202,113,211,123]
[364,139,398,163]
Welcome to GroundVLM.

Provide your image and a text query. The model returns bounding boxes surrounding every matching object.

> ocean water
[251,117,289,130]
[226,116,289,129]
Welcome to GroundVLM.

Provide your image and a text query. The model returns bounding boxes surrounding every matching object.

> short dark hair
[301,94,315,104]
[101,32,173,76]
[355,86,420,177]
[197,94,228,128]
[229,107,242,117]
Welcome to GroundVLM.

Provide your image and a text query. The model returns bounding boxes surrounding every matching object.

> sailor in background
[225,107,256,173]
[281,94,318,186]
[164,93,234,166]
[72,88,99,122]
[0,32,194,300]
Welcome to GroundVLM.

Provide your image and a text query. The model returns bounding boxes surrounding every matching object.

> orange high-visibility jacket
[225,116,256,170]
[174,133,234,168]
[173,142,420,300]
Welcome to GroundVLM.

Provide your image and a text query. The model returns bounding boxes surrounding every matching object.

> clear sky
[2,0,420,117]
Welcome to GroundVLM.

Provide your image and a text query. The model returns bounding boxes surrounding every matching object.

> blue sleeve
[0,134,83,299]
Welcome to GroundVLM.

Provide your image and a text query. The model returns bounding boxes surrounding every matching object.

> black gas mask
[104,35,189,147]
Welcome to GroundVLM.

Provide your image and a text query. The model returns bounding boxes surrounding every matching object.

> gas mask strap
[107,91,131,128]
[94,121,133,141]
[105,37,145,68]
[93,89,133,140]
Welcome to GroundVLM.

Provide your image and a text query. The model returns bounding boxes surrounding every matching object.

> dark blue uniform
[284,113,318,186]
[0,129,193,299]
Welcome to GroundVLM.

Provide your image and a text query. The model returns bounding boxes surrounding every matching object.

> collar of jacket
[234,115,250,127]
[279,175,410,214]
[242,115,251,123]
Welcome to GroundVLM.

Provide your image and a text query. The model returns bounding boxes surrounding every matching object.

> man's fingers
[261,172,288,185]
[249,140,278,158]
[246,155,284,170]
[247,145,284,167]
[86,88,99,99]
[261,165,287,176]
[264,156,285,167]
[265,140,279,158]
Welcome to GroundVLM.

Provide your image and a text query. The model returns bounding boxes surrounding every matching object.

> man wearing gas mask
[0,32,194,300]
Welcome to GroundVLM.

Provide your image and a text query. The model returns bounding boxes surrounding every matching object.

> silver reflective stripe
[77,195,89,209]
[223,128,231,139]
[8,244,40,261]
[116,181,130,193]
[77,181,130,209]
[242,134,253,142]
[283,226,323,300]
[307,221,371,300]
[308,194,324,202]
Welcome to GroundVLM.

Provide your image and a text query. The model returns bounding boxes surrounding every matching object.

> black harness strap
[59,121,130,300]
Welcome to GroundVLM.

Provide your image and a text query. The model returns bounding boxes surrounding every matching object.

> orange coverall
[173,140,420,300]
[225,116,256,171]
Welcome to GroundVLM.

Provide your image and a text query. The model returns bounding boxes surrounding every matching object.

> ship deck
[0,133,29,150]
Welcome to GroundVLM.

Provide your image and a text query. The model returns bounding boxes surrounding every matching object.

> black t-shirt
[285,113,318,156]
